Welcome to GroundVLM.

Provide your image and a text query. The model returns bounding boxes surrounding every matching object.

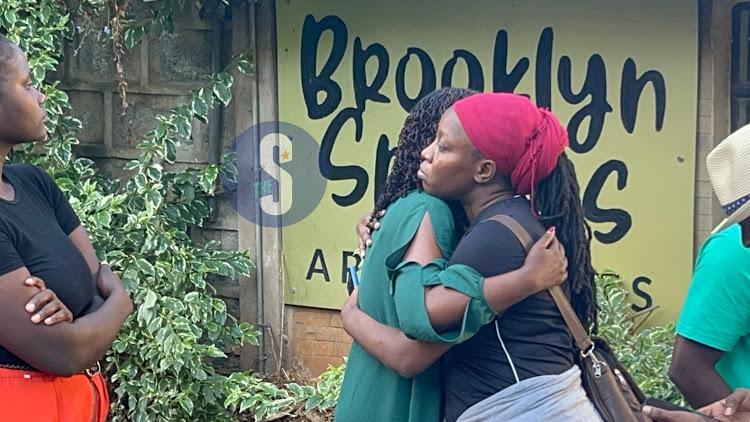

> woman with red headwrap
[335,89,572,422]
[345,92,600,421]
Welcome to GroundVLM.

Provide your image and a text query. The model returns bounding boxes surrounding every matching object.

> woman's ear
[474,159,497,184]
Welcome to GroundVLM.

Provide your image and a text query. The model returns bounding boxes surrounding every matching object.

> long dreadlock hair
[373,87,477,230]
[534,152,599,333]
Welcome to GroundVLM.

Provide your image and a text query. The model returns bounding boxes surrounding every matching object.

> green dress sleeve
[383,194,497,344]
[389,260,495,344]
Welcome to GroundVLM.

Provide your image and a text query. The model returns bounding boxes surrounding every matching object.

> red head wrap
[452,93,569,212]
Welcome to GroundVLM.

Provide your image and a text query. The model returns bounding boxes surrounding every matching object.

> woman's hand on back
[356,210,385,255]
[522,227,568,292]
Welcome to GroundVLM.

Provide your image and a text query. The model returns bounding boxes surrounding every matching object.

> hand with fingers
[723,389,750,418]
[96,262,127,299]
[642,390,750,422]
[356,209,386,256]
[24,276,73,325]
[697,389,750,422]
[641,406,712,422]
[523,227,569,292]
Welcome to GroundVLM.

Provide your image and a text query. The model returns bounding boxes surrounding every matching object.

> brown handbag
[487,215,652,422]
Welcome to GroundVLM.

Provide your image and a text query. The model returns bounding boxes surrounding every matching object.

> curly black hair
[535,153,599,333]
[0,35,17,83]
[373,87,477,230]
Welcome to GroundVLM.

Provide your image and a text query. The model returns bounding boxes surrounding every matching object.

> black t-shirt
[0,164,94,368]
[442,196,575,422]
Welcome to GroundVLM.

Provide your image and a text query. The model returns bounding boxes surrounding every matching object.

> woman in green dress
[334,88,568,422]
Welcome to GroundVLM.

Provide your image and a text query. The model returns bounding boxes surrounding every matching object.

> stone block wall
[59,3,244,371]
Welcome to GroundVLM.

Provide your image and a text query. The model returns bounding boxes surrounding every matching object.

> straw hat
[707,124,750,233]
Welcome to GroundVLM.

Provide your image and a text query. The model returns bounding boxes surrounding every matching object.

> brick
[698,68,713,97]
[697,133,714,152]
[313,341,334,356]
[293,339,317,356]
[89,157,136,185]
[294,309,332,327]
[343,331,352,343]
[696,152,709,182]
[204,198,238,231]
[696,181,714,199]
[149,30,213,83]
[697,213,713,232]
[66,29,140,84]
[112,93,208,163]
[68,91,105,146]
[333,341,352,358]
[695,197,712,216]
[112,93,182,149]
[312,326,344,342]
[221,230,239,252]
[329,313,343,328]
[698,115,712,134]
[698,99,713,117]
[293,322,316,340]
[302,355,342,378]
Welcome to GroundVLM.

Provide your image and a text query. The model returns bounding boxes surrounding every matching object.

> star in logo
[280,149,291,162]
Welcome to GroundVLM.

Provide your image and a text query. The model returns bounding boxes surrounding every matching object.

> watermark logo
[221,121,327,227]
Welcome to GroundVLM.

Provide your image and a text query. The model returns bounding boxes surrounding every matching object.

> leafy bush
[0,1,272,421]
[230,362,345,421]
[596,270,686,406]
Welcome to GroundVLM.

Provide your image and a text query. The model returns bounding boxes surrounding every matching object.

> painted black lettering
[535,27,553,109]
[558,54,613,153]
[300,15,348,119]
[441,49,484,91]
[492,30,529,93]
[306,248,331,281]
[353,38,390,111]
[395,47,437,112]
[582,160,632,244]
[631,276,654,312]
[621,58,666,133]
[319,108,369,207]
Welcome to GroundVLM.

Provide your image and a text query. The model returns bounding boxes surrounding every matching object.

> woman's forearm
[342,306,449,378]
[64,288,133,371]
[22,287,132,376]
[425,266,539,332]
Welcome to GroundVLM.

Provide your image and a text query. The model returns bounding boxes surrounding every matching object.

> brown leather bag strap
[486,215,534,253]
[548,285,594,353]
[485,214,594,354]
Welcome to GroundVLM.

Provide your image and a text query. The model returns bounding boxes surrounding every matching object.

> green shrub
[0,1,267,421]
[596,270,686,406]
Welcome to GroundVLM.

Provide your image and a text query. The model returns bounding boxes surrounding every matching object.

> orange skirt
[0,367,109,422]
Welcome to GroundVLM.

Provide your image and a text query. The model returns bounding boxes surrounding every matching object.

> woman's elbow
[392,359,424,379]
[33,352,87,377]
